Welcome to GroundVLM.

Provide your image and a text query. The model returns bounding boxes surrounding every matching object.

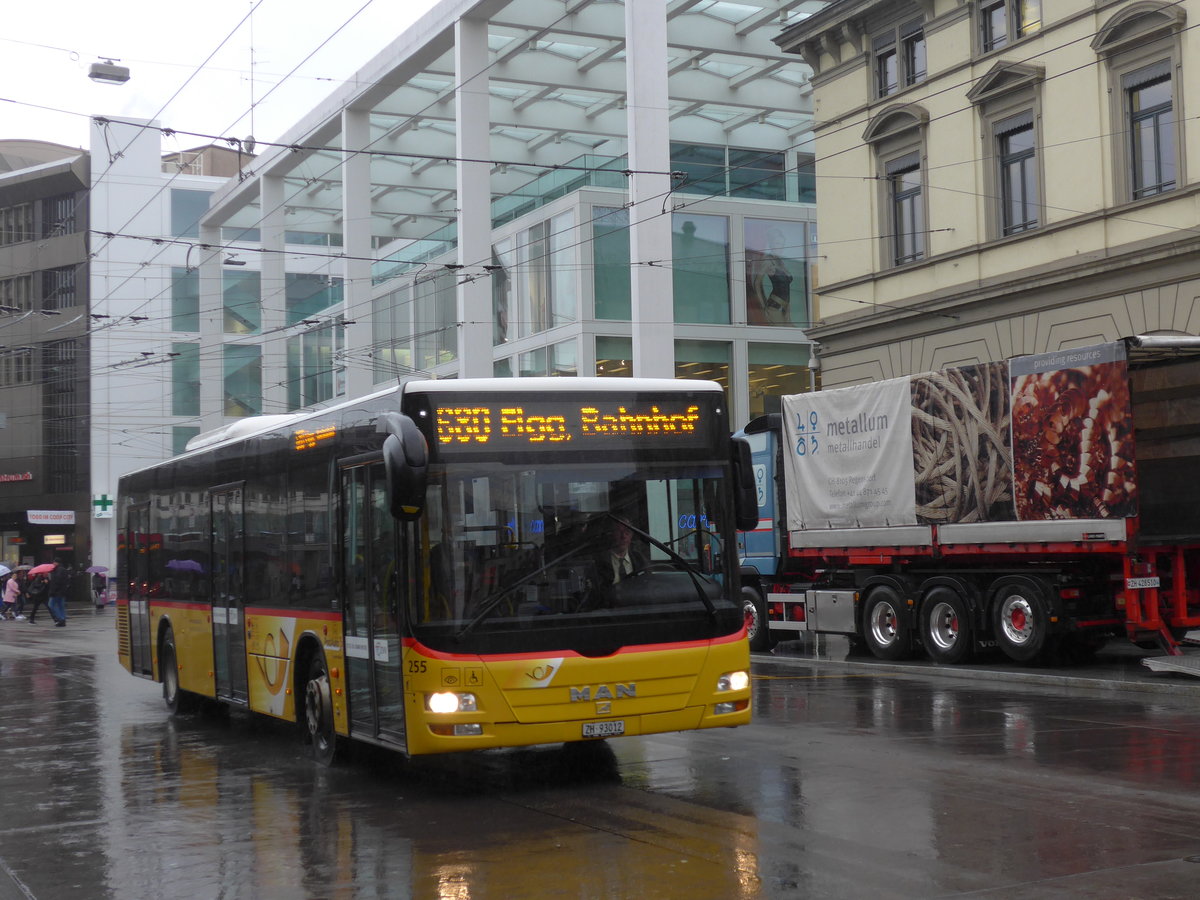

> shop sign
[28,510,75,525]
[0,472,33,483]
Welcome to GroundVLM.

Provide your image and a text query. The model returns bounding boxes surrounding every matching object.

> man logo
[569,683,636,702]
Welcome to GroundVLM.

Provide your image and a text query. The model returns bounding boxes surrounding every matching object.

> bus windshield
[413,460,741,656]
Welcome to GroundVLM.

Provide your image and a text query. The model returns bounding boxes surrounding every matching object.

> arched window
[1092,3,1186,202]
[864,105,929,267]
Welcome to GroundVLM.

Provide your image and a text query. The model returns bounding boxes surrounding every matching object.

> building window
[874,21,925,99]
[41,194,76,237]
[0,349,33,386]
[170,189,212,238]
[875,41,898,98]
[968,61,1045,240]
[673,213,731,324]
[593,207,632,321]
[0,204,33,246]
[1128,67,1175,199]
[285,273,342,326]
[172,426,200,456]
[980,1,1040,53]
[0,275,33,311]
[287,323,344,410]
[865,105,929,268]
[171,268,199,332]
[749,343,815,420]
[371,284,413,384]
[745,219,809,327]
[1093,5,1185,205]
[904,31,927,86]
[888,155,924,265]
[224,345,261,417]
[595,336,632,378]
[42,267,77,310]
[224,270,261,335]
[171,343,200,416]
[998,115,1038,234]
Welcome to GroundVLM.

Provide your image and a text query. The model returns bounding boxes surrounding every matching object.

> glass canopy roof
[208,0,828,254]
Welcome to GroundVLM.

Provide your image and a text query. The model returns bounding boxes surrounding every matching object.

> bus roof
[404,377,723,394]
[130,377,723,478]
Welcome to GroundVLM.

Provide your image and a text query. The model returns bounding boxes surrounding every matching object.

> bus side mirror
[731,436,759,532]
[380,413,428,521]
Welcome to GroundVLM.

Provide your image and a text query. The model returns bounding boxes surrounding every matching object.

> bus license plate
[582,720,625,739]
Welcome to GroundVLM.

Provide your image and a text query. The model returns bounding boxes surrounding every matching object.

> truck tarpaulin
[781,342,1139,531]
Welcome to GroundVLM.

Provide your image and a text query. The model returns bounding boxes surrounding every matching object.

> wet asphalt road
[2,611,1200,899]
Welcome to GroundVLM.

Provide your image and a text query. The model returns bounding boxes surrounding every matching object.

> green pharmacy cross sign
[93,494,115,519]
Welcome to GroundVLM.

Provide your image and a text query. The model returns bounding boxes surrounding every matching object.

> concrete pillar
[625,0,675,379]
[342,108,376,396]
[198,223,224,430]
[259,174,287,411]
[455,15,494,377]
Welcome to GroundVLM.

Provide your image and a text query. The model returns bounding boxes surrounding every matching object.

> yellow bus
[117,377,755,762]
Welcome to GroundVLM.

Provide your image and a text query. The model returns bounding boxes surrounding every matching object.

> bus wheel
[743,587,772,652]
[303,654,340,766]
[862,586,911,660]
[161,628,198,715]
[993,582,1050,663]
[920,587,973,665]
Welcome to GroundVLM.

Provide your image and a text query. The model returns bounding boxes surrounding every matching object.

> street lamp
[88,59,130,85]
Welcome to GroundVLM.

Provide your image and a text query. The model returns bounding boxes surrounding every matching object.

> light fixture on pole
[88,58,130,85]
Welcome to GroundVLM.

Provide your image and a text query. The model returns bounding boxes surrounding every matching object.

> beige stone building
[777,1,1199,385]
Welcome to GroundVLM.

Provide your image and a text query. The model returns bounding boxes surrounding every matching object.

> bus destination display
[431,398,712,452]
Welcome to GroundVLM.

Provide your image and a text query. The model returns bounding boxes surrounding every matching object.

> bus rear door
[212,484,248,703]
[125,503,153,677]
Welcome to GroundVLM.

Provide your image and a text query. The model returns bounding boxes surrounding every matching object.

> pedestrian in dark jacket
[47,563,70,627]
[25,573,49,624]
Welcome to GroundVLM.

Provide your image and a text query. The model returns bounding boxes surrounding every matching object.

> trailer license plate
[1126,577,1160,590]
[582,720,625,738]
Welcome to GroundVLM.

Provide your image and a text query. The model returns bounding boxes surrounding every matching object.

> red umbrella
[29,563,56,575]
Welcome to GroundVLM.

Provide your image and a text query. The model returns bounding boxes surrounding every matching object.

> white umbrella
[0,565,11,577]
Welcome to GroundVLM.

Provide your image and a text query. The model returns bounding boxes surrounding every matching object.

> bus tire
[862,585,912,660]
[920,586,973,665]
[161,627,199,715]
[303,653,340,766]
[992,581,1051,663]
[743,586,772,652]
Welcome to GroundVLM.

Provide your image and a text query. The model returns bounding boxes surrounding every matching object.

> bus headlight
[716,670,749,692]
[427,691,477,714]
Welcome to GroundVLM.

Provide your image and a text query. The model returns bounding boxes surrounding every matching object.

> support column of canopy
[343,107,376,396]
[455,15,494,378]
[625,0,675,379]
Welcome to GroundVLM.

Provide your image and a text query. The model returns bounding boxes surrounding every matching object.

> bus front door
[341,460,405,747]
[212,484,248,703]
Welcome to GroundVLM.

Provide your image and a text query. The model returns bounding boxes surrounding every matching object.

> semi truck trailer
[738,336,1200,666]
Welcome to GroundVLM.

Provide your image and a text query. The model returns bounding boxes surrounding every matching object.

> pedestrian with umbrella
[87,565,108,611]
[45,561,71,627]
[0,564,13,620]
[24,565,51,624]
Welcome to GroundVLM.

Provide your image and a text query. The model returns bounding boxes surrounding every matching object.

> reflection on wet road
[3,616,1200,898]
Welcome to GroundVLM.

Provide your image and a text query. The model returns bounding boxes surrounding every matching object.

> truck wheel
[743,587,772,652]
[862,586,911,660]
[992,583,1050,663]
[920,587,972,665]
